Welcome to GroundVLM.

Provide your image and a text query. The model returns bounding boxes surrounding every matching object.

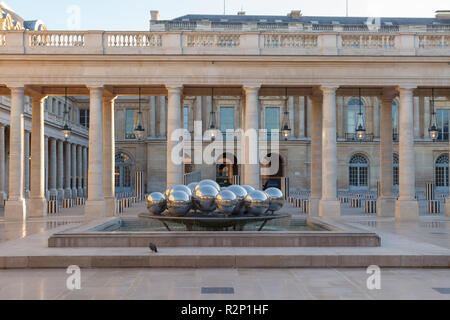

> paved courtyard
[0,202,449,299]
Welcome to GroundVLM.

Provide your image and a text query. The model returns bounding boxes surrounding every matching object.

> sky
[3,0,449,30]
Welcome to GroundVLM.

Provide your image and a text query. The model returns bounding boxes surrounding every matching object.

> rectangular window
[436,109,449,141]
[79,109,89,127]
[265,107,280,139]
[220,106,234,139]
[125,109,136,139]
[183,106,189,131]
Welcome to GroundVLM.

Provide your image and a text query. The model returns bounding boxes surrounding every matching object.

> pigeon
[149,242,158,253]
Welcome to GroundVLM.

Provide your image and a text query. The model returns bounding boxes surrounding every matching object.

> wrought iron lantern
[208,88,217,141]
[61,87,72,141]
[428,88,439,142]
[281,88,292,141]
[134,87,145,140]
[355,88,366,142]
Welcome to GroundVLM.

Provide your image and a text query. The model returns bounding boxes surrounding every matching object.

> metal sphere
[215,190,238,216]
[195,179,221,193]
[227,185,248,215]
[187,182,198,194]
[170,185,193,197]
[265,187,284,213]
[242,185,256,194]
[146,192,167,215]
[164,186,175,198]
[166,191,192,217]
[193,185,219,213]
[244,190,270,216]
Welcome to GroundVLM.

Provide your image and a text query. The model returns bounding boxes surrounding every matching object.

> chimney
[150,10,160,21]
[435,10,450,18]
[237,11,246,16]
[288,10,302,18]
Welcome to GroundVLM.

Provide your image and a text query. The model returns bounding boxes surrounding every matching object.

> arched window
[392,100,399,140]
[115,152,134,194]
[393,154,399,188]
[349,154,369,190]
[347,98,365,135]
[435,154,449,189]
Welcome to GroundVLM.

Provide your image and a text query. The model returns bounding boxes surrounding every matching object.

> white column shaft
[243,86,260,189]
[166,86,183,187]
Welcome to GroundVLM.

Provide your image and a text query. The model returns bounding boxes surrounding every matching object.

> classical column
[423,97,431,140]
[413,97,421,138]
[149,96,156,138]
[319,86,341,219]
[64,142,72,198]
[57,140,64,200]
[77,145,83,197]
[0,124,6,204]
[44,136,48,199]
[243,85,261,189]
[166,85,183,187]
[308,95,322,217]
[337,96,344,139]
[377,93,396,217]
[298,97,305,139]
[395,86,419,221]
[71,143,77,197]
[49,138,57,197]
[103,97,116,217]
[29,95,47,217]
[159,96,166,138]
[373,98,380,138]
[5,87,27,220]
[82,147,88,197]
[24,130,30,197]
[85,86,105,219]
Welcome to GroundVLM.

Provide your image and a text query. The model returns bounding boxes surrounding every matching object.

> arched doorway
[115,151,134,194]
[216,153,238,187]
[349,154,369,191]
[435,153,449,190]
[261,153,283,190]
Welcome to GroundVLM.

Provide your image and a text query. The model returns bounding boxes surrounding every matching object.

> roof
[172,14,450,25]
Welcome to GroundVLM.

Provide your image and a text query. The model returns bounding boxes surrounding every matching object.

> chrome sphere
[187,182,198,194]
[166,191,192,217]
[164,186,175,198]
[195,179,221,193]
[170,185,193,197]
[146,192,167,215]
[242,185,256,194]
[227,185,248,215]
[244,190,270,216]
[193,185,219,213]
[265,188,284,213]
[215,190,238,216]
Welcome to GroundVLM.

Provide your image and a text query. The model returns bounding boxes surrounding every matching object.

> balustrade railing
[29,32,85,47]
[0,30,448,56]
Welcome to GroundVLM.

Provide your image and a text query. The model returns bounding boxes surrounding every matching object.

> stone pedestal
[395,200,419,222]
[319,200,341,220]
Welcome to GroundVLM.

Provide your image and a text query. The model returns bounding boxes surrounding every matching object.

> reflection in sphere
[215,190,238,216]
[187,182,198,194]
[166,191,192,217]
[227,185,248,215]
[164,186,175,198]
[170,185,193,197]
[195,180,221,193]
[265,188,284,213]
[193,185,219,213]
[242,185,256,194]
[244,190,270,216]
[146,192,167,215]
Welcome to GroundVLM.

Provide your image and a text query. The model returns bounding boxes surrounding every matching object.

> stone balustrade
[0,30,448,56]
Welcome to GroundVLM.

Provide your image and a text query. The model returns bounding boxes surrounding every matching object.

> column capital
[87,84,104,90]
[7,85,25,93]
[103,95,117,103]
[379,87,398,102]
[243,84,261,92]
[397,85,417,92]
[30,94,48,103]
[320,85,339,94]
[165,84,183,92]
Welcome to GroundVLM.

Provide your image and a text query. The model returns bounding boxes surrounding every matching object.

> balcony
[345,133,375,142]
[0,30,448,56]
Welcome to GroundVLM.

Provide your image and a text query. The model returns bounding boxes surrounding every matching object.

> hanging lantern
[281,88,291,141]
[134,88,145,140]
[355,88,366,142]
[61,87,72,141]
[208,88,217,141]
[428,88,439,142]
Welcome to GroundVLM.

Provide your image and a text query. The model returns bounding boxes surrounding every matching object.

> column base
[78,188,84,198]
[28,197,47,218]
[84,200,105,220]
[64,189,72,199]
[49,189,58,199]
[0,192,7,206]
[72,189,78,198]
[319,199,341,220]
[377,197,395,217]
[395,199,419,222]
[308,197,320,217]
[57,189,65,201]
[4,199,27,221]
[445,198,450,217]
[104,196,116,217]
